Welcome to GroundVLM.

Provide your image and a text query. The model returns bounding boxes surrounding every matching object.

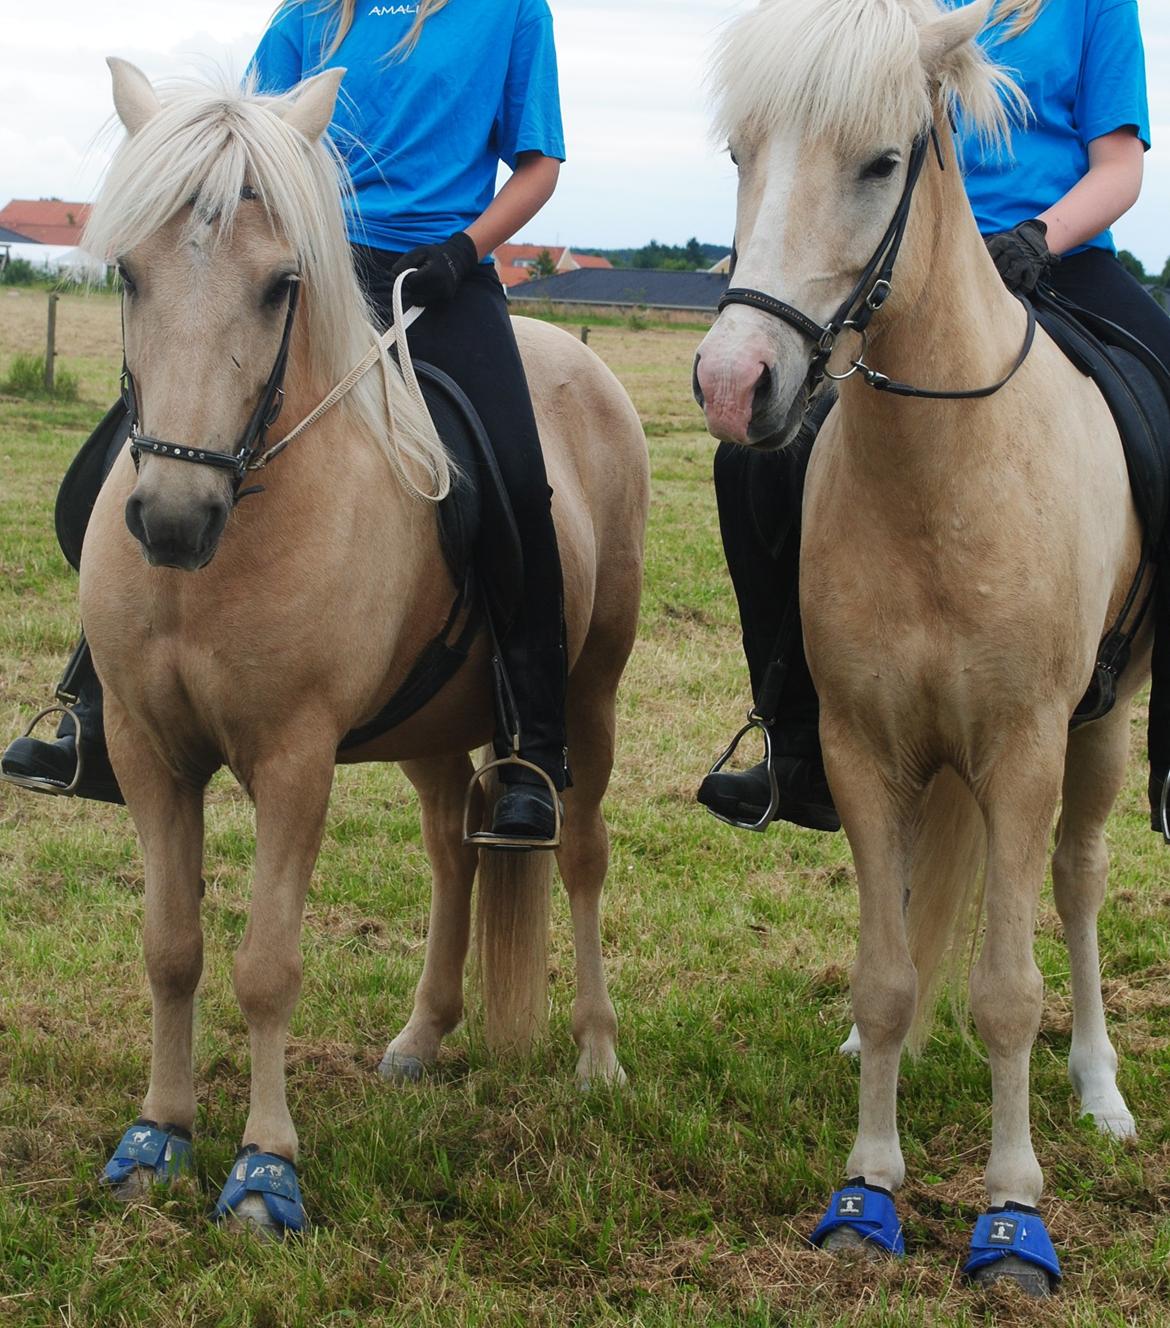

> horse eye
[861,153,900,181]
[728,144,739,167]
[263,274,298,309]
[117,263,137,294]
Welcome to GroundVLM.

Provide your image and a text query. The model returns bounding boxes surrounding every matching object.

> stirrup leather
[703,708,781,832]
[462,753,562,850]
[0,702,84,796]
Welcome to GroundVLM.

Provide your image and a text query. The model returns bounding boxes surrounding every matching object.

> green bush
[0,257,39,286]
[1,352,79,401]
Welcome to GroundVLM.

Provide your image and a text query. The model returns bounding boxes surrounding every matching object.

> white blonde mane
[85,74,450,501]
[711,0,1034,152]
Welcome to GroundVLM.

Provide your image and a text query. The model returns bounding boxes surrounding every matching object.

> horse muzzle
[125,487,230,571]
[693,320,808,449]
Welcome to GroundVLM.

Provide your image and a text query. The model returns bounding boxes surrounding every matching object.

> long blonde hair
[319,0,450,62]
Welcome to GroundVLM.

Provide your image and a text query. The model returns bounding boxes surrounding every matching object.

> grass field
[1,286,1168,1327]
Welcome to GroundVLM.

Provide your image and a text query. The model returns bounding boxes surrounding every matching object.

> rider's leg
[1,405,129,803]
[697,400,839,830]
[1044,249,1170,829]
[354,247,567,842]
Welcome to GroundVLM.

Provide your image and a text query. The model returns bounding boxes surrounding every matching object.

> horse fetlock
[844,1143,905,1194]
[985,1150,1043,1210]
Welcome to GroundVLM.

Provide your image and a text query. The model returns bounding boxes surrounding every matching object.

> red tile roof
[0,199,92,246]
[493,243,613,288]
[570,253,614,269]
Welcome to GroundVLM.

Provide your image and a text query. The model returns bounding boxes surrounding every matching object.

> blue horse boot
[214,1146,305,1238]
[810,1179,905,1258]
[101,1119,193,1200]
[964,1203,1061,1297]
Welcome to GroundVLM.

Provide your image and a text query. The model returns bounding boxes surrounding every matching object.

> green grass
[1,353,80,402]
[1,316,1168,1326]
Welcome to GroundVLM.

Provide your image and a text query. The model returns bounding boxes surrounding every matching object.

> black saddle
[1031,289,1170,724]
[54,362,523,748]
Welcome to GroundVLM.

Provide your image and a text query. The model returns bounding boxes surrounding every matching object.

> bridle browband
[717,126,1036,401]
[121,274,302,503]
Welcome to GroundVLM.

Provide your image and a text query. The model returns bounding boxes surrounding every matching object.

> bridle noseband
[718,126,1036,402]
[121,275,301,503]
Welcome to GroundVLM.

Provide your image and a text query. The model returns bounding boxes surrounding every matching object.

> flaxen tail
[905,766,988,1052]
[474,761,551,1052]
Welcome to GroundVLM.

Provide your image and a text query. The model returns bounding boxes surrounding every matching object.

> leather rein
[718,127,1036,401]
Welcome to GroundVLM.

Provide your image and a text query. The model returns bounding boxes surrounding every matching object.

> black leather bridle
[718,126,1036,401]
[121,273,301,502]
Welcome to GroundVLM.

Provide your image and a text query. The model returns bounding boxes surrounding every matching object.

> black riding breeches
[352,246,568,787]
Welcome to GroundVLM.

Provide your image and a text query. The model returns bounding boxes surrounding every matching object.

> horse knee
[851,959,916,1044]
[1051,834,1108,919]
[970,959,1042,1057]
[233,937,301,1026]
[145,928,203,1000]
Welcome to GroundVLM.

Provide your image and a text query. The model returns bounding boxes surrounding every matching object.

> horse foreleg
[220,742,333,1235]
[104,701,204,1197]
[826,739,917,1196]
[971,739,1066,1211]
[380,753,480,1081]
[1053,708,1135,1137]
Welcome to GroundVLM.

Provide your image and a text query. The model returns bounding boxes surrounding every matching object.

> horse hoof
[577,1058,627,1092]
[104,1165,158,1203]
[378,1050,426,1083]
[820,1225,888,1260]
[838,1025,861,1057]
[1088,1108,1136,1140]
[223,1193,285,1240]
[971,1254,1054,1298]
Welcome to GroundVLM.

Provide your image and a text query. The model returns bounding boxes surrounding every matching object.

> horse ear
[276,68,345,143]
[918,0,994,72]
[107,57,163,136]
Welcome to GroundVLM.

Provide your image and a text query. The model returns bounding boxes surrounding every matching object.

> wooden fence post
[579,326,589,344]
[44,293,59,393]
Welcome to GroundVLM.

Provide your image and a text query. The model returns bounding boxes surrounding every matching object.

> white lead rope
[248,269,430,483]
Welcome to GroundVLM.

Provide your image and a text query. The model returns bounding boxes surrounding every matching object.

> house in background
[507,267,729,312]
[0,199,92,246]
[493,243,613,289]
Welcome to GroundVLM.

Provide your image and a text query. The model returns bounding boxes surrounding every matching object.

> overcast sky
[3,0,1168,268]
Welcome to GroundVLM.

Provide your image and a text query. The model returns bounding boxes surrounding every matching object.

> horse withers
[697,0,1146,1295]
[78,60,648,1234]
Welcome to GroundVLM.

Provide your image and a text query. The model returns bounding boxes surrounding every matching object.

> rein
[121,266,430,502]
[718,126,1036,401]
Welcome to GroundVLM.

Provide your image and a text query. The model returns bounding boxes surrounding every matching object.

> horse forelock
[85,73,451,502]
[709,0,1026,153]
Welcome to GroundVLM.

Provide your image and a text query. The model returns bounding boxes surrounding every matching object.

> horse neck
[834,124,1030,494]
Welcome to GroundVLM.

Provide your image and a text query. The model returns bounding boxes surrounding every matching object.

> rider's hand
[390,232,479,307]
[984,219,1058,294]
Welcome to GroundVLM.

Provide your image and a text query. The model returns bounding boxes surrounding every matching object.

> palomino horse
[696,0,1145,1294]
[78,61,647,1233]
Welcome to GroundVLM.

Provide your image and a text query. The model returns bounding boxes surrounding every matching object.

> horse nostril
[753,363,773,412]
[125,494,147,545]
[692,355,705,409]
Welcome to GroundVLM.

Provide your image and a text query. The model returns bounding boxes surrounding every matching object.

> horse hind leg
[1052,706,1136,1138]
[379,753,480,1081]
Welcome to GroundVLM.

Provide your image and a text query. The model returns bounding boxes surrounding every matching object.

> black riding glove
[390,231,479,307]
[984,218,1058,294]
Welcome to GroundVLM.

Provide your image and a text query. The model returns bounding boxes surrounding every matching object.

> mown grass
[1,291,1168,1326]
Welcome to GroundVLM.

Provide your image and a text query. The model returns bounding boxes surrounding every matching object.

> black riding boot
[1,635,124,804]
[697,398,839,832]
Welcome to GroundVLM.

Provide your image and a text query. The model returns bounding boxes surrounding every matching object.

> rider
[697,0,1170,832]
[2,0,570,846]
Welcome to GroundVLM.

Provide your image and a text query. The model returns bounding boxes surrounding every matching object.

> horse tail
[905,766,987,1053]
[474,758,551,1053]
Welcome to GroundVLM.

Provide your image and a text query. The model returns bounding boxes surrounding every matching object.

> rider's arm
[465,152,560,258]
[1036,128,1145,256]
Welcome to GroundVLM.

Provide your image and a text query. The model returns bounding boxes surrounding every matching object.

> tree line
[1117,251,1170,287]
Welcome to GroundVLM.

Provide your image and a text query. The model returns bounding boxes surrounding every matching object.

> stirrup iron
[0,702,84,796]
[703,708,781,832]
[462,751,562,850]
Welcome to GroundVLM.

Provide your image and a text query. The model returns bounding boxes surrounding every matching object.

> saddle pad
[1033,292,1170,551]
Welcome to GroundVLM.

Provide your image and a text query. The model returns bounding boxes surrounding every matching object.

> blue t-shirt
[949,0,1151,253]
[250,0,565,252]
